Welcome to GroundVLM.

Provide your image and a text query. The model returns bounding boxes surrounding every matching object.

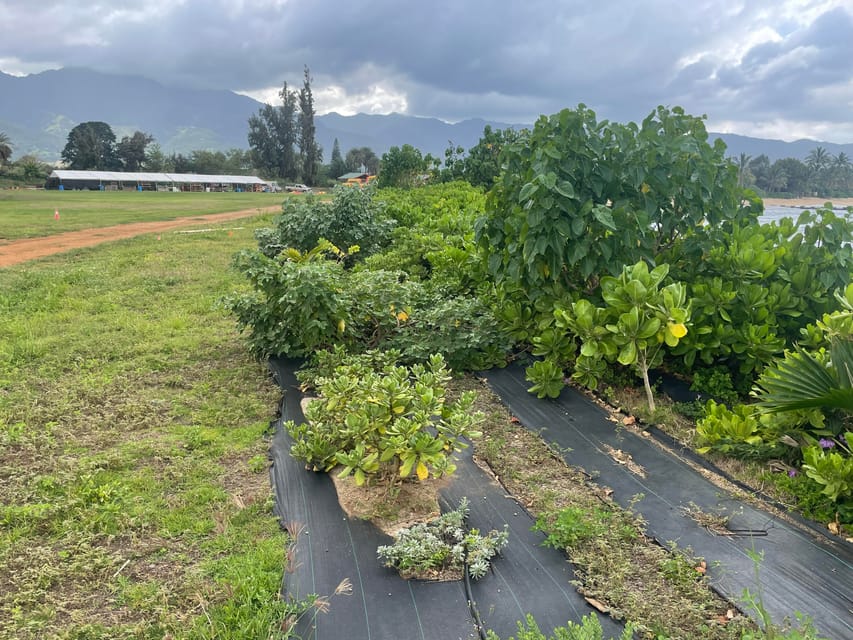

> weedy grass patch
[0,215,304,639]
[0,190,283,240]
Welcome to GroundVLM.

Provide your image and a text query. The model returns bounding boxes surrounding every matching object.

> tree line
[733,148,853,197]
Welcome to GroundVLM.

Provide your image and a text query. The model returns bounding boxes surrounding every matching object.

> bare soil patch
[0,206,280,267]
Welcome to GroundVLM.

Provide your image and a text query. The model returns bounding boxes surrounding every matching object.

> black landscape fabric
[267,357,624,640]
[483,364,853,640]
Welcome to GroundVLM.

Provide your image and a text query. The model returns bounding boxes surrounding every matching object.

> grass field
[0,190,287,241]
[0,215,298,639]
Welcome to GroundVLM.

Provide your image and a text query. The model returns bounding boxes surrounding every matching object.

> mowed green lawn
[0,214,301,639]
[0,190,288,241]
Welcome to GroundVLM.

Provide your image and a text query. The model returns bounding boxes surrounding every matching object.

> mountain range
[2,67,852,164]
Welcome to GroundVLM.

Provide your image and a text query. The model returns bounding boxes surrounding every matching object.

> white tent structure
[46,170,271,192]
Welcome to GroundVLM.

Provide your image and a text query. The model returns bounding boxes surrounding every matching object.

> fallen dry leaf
[584,597,610,613]
[695,560,707,575]
[604,445,647,478]
[622,415,636,426]
[828,521,840,535]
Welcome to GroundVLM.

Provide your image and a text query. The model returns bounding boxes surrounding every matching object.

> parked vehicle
[285,184,312,193]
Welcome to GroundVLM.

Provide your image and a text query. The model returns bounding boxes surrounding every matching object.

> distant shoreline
[762,197,853,209]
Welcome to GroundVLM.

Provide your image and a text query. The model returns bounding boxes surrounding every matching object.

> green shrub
[696,401,785,460]
[257,185,393,258]
[802,434,853,505]
[690,367,740,405]
[285,354,483,485]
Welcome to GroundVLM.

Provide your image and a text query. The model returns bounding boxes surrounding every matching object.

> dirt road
[0,206,279,268]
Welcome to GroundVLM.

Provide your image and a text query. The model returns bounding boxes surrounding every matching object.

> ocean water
[759,204,851,225]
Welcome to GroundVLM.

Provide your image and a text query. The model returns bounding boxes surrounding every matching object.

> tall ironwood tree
[248,82,298,181]
[298,66,322,185]
[330,138,347,180]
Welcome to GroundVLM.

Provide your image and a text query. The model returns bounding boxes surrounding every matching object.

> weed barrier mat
[482,364,853,639]
[268,358,624,640]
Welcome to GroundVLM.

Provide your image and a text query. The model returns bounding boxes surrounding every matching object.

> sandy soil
[762,197,853,208]
[0,206,280,267]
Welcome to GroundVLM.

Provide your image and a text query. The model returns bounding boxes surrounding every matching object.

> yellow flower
[396,310,409,322]
[641,182,651,194]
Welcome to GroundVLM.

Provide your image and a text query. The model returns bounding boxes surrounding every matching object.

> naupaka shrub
[285,353,483,486]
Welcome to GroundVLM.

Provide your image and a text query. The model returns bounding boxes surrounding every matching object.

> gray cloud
[1,0,851,141]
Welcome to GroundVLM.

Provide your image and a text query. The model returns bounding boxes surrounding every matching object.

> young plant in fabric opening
[484,612,636,640]
[285,354,483,486]
[553,261,690,410]
[739,549,830,640]
[376,497,509,580]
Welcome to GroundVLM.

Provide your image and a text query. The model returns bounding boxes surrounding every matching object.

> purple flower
[818,438,835,449]
[788,469,798,478]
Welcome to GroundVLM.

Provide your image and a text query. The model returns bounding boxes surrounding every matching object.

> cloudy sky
[1,0,852,142]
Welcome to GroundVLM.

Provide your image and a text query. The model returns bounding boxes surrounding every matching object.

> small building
[45,170,270,192]
[336,172,376,186]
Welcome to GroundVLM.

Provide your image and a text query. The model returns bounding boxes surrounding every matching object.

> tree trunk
[640,353,656,412]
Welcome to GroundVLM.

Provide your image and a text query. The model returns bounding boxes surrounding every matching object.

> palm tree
[0,132,12,166]
[806,146,831,172]
[806,146,831,196]
[766,163,788,194]
[734,152,753,187]
[832,152,852,194]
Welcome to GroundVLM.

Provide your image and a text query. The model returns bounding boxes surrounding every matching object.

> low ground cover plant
[485,613,635,640]
[377,497,509,580]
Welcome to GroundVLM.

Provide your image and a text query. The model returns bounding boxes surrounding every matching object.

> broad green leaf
[617,342,637,366]
[592,206,617,230]
[555,180,575,199]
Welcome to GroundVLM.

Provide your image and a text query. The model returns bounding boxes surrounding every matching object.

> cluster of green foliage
[256,184,393,257]
[441,125,525,188]
[377,143,437,189]
[286,353,482,485]
[227,182,511,370]
[377,498,509,580]
[0,130,52,188]
[362,181,487,287]
[668,207,853,388]
[697,286,853,522]
[477,104,753,297]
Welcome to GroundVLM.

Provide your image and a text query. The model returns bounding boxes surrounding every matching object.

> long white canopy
[49,170,267,185]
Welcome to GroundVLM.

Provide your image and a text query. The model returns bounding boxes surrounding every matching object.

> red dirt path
[0,206,280,268]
